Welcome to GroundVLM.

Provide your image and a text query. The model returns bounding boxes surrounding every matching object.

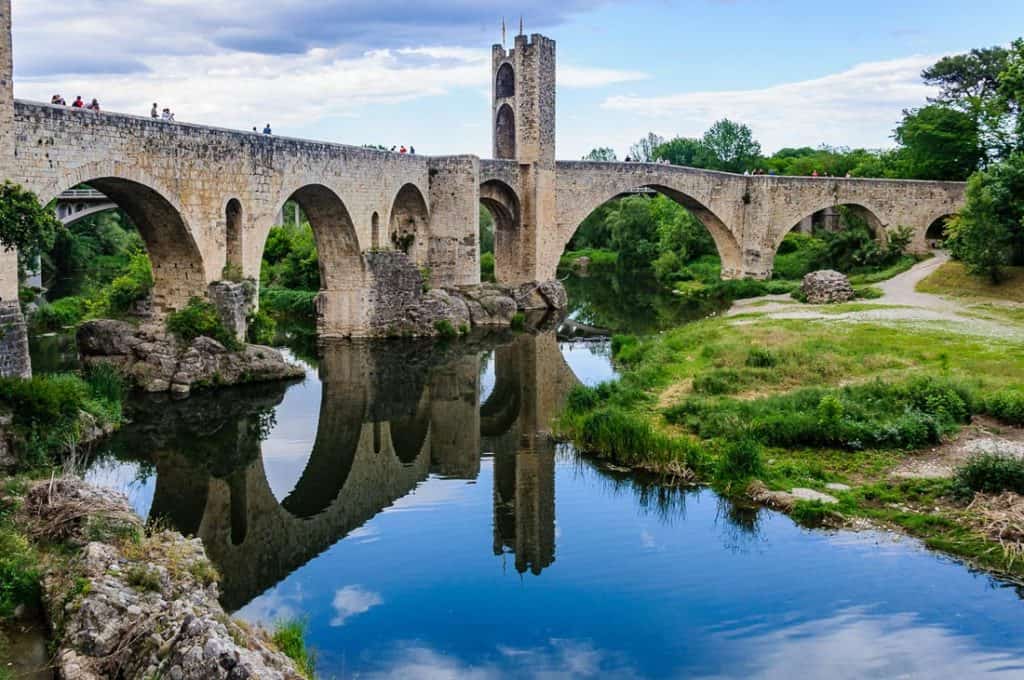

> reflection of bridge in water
[109,331,579,611]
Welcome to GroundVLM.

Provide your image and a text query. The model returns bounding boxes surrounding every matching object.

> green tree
[998,38,1024,150]
[699,119,762,173]
[479,206,495,254]
[947,153,1024,281]
[629,133,665,162]
[653,137,708,167]
[607,197,661,269]
[893,105,984,180]
[583,147,618,162]
[923,46,1017,162]
[0,182,63,272]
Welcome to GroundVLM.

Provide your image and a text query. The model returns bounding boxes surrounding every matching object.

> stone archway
[926,214,955,246]
[274,184,365,337]
[388,183,430,266]
[480,179,522,285]
[47,176,207,314]
[496,63,515,99]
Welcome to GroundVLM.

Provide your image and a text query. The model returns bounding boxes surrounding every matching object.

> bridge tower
[491,33,558,284]
[0,0,30,379]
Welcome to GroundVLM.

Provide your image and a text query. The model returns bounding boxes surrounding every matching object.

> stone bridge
[0,1,966,376]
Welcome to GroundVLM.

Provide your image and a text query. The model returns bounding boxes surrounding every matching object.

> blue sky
[11,1,1024,158]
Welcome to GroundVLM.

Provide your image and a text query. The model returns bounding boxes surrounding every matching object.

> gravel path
[727,253,1024,341]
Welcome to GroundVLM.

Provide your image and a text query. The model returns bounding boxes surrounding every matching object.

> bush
[954,454,1024,498]
[717,438,763,481]
[746,347,778,368]
[247,309,277,345]
[693,369,744,396]
[166,297,240,350]
[0,526,39,618]
[853,285,884,299]
[510,313,526,330]
[480,252,495,282]
[434,319,457,339]
[31,296,89,332]
[983,389,1024,425]
[272,619,317,679]
[84,363,126,404]
[260,287,317,322]
[0,374,89,429]
[100,252,153,315]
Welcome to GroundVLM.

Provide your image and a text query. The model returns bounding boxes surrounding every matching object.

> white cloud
[330,585,382,627]
[601,55,943,152]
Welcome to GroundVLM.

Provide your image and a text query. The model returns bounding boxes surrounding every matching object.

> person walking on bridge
[51,94,66,105]
[71,96,84,108]
[86,98,101,112]
[151,103,159,119]
[263,124,273,135]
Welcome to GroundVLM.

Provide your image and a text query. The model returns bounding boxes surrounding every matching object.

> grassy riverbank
[557,306,1024,579]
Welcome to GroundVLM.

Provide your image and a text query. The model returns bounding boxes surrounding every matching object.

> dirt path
[727,254,1024,341]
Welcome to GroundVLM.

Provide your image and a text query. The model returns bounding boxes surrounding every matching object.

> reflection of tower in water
[486,332,576,576]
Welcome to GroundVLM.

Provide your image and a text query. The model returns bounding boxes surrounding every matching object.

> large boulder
[801,270,855,305]
[513,280,568,311]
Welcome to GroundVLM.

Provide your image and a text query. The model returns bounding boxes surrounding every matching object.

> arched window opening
[495,104,516,160]
[371,212,381,250]
[496,63,515,99]
[225,198,244,278]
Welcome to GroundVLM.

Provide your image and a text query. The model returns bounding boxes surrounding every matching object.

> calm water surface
[84,330,1024,679]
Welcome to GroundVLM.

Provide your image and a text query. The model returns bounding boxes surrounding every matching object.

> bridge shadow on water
[94,320,583,612]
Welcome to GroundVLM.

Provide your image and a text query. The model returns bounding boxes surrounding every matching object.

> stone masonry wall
[0,300,30,378]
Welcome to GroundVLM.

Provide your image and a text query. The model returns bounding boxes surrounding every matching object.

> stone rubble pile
[801,270,855,304]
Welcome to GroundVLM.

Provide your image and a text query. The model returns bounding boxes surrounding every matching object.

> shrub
[247,309,277,346]
[434,319,457,339]
[954,454,1024,498]
[0,526,39,618]
[272,619,317,679]
[101,252,153,315]
[510,313,526,330]
[480,252,495,282]
[983,389,1024,425]
[717,437,763,481]
[745,347,778,368]
[693,369,744,396]
[0,374,89,429]
[84,363,126,404]
[260,287,317,321]
[166,297,240,350]
[854,285,884,299]
[31,296,89,332]
[125,565,162,592]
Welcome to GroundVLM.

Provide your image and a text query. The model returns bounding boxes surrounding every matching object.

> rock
[0,410,15,471]
[77,320,304,397]
[32,479,306,680]
[826,483,852,492]
[513,280,568,311]
[801,270,855,304]
[207,281,256,344]
[791,488,840,504]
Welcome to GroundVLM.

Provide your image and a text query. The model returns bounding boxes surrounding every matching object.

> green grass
[954,454,1024,498]
[847,255,922,285]
[272,619,317,678]
[917,261,1024,302]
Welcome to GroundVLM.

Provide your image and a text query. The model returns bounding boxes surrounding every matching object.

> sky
[10,1,1024,159]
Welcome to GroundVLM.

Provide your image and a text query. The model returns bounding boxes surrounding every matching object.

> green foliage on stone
[246,309,277,346]
[272,619,317,679]
[434,319,457,339]
[166,297,240,350]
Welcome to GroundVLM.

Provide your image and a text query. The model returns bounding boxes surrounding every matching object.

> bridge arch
[926,214,956,246]
[388,183,430,265]
[40,172,207,313]
[560,182,744,280]
[480,179,522,284]
[495,104,516,160]
[773,201,887,253]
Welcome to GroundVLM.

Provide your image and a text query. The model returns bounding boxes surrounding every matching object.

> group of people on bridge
[390,145,416,155]
[51,94,100,112]
[151,103,176,122]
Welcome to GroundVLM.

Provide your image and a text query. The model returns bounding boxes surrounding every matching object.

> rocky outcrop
[366,251,564,337]
[801,270,855,304]
[24,479,305,680]
[77,320,304,395]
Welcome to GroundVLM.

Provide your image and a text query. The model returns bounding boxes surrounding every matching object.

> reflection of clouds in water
[346,525,381,545]
[640,529,657,550]
[259,374,321,503]
[84,458,155,519]
[331,585,383,627]
[362,638,638,679]
[238,583,305,627]
[560,341,617,387]
[383,478,469,514]
[696,607,1024,680]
